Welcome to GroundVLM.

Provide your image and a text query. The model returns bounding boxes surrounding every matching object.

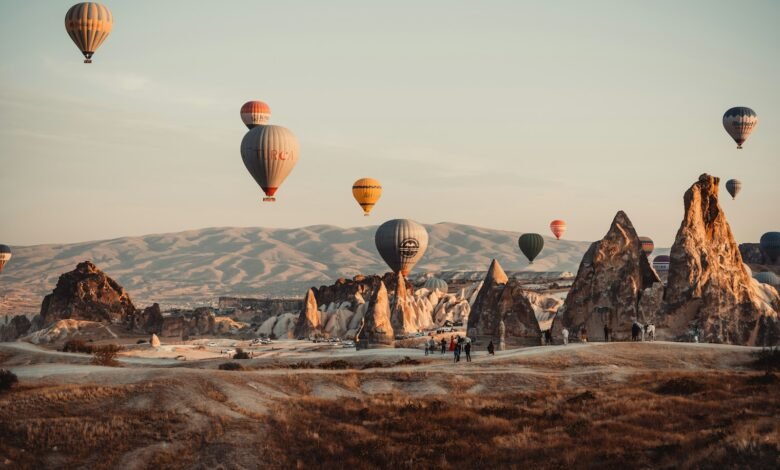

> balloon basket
[84,59,92,64]
[364,213,370,216]
[263,197,276,202]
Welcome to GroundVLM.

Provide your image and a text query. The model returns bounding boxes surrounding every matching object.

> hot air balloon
[240,125,300,202]
[0,245,11,273]
[518,233,544,264]
[652,255,670,273]
[760,232,780,262]
[352,178,382,216]
[375,219,428,277]
[639,236,654,257]
[549,220,567,240]
[240,101,271,129]
[722,107,758,149]
[65,3,113,63]
[725,179,741,200]
[424,277,448,294]
[754,271,779,286]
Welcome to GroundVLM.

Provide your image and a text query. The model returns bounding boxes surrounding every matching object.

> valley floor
[1,341,778,469]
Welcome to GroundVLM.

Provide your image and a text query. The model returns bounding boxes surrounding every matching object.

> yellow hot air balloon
[352,178,382,216]
[65,3,113,63]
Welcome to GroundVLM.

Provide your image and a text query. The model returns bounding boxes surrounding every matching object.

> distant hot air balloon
[760,232,780,262]
[424,277,448,294]
[639,237,654,257]
[652,255,670,273]
[722,107,758,149]
[65,3,113,64]
[0,245,11,273]
[549,220,567,240]
[352,178,382,216]
[518,233,544,264]
[375,219,429,277]
[725,179,741,200]
[754,271,779,286]
[240,101,271,129]
[240,125,300,202]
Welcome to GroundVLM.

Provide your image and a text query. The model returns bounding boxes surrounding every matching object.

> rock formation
[739,243,780,267]
[555,211,661,341]
[358,281,394,346]
[126,303,164,334]
[467,259,556,343]
[0,315,32,342]
[150,333,161,347]
[39,261,135,326]
[662,174,779,345]
[293,289,321,339]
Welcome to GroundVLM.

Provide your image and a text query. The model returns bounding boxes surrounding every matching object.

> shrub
[92,344,122,367]
[219,362,245,371]
[233,348,250,360]
[62,339,94,354]
[136,339,147,344]
[269,332,277,340]
[752,347,780,372]
[0,369,18,392]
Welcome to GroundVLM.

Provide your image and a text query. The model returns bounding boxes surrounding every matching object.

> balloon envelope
[722,107,758,149]
[549,220,567,240]
[754,271,779,286]
[375,219,428,276]
[653,255,670,273]
[518,233,544,264]
[639,236,654,257]
[240,125,300,202]
[424,277,448,294]
[240,101,271,129]
[760,232,780,262]
[352,178,382,216]
[0,244,11,273]
[65,2,113,63]
[725,179,741,200]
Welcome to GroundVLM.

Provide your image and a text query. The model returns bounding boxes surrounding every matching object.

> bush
[136,339,147,344]
[92,344,122,367]
[218,362,245,371]
[62,339,94,354]
[0,369,18,392]
[233,348,250,360]
[752,347,780,372]
[268,332,277,340]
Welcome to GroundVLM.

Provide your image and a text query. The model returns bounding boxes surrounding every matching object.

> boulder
[555,211,661,341]
[39,261,135,326]
[662,174,780,345]
[150,333,161,347]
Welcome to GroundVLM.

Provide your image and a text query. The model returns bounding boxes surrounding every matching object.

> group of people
[423,335,472,362]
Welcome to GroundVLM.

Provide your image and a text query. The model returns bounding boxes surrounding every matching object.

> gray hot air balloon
[424,277,448,294]
[375,219,429,277]
[725,179,741,200]
[240,125,300,202]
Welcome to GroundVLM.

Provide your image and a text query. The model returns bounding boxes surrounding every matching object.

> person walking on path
[545,330,552,345]
[449,336,455,352]
[454,342,461,362]
[464,341,472,362]
[424,341,429,356]
[487,340,495,355]
[604,324,609,342]
[562,327,569,345]
[440,338,446,354]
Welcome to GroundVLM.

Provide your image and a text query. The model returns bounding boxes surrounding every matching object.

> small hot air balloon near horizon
[352,178,382,216]
[375,219,428,277]
[240,101,271,129]
[424,277,448,294]
[653,255,670,273]
[240,125,300,202]
[549,220,567,240]
[760,232,780,262]
[65,2,113,63]
[754,271,779,287]
[722,107,758,149]
[518,233,544,264]
[725,179,741,200]
[0,245,11,273]
[639,236,654,257]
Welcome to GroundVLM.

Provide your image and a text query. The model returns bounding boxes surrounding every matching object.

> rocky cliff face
[555,211,661,341]
[0,315,32,341]
[467,259,562,342]
[293,289,321,339]
[126,303,163,334]
[39,261,135,326]
[662,174,779,345]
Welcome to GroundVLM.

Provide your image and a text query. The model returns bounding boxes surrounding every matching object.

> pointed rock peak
[485,259,509,286]
[293,288,321,339]
[303,288,317,306]
[607,210,638,236]
[374,281,388,300]
[394,273,408,297]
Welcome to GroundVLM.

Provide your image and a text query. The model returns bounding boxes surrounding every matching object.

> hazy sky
[1,0,778,247]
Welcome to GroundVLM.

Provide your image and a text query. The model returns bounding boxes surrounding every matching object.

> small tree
[233,348,250,360]
[63,339,94,354]
[219,362,245,371]
[0,369,18,392]
[92,344,122,367]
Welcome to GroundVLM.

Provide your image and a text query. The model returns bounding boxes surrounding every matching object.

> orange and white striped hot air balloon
[352,178,382,216]
[240,101,271,129]
[65,3,113,64]
[549,220,567,240]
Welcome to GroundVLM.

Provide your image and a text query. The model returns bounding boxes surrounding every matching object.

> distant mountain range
[0,223,669,314]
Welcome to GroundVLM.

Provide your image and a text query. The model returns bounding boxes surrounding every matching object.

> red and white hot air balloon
[549,220,567,240]
[240,101,271,129]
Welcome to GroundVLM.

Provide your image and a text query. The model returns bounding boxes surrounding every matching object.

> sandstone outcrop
[555,211,661,341]
[0,315,32,342]
[126,303,164,334]
[358,281,394,346]
[150,334,161,347]
[662,174,779,345]
[293,289,321,339]
[39,261,135,326]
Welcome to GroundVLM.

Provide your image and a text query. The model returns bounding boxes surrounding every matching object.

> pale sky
[1,0,778,247]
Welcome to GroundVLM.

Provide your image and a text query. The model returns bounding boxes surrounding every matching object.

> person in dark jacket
[440,338,447,354]
[545,330,553,345]
[487,340,495,355]
[604,324,609,342]
[454,343,461,362]
[464,341,472,362]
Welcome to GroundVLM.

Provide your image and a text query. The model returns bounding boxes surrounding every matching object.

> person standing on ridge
[464,341,472,362]
[487,340,495,355]
[440,338,446,354]
[604,324,609,342]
